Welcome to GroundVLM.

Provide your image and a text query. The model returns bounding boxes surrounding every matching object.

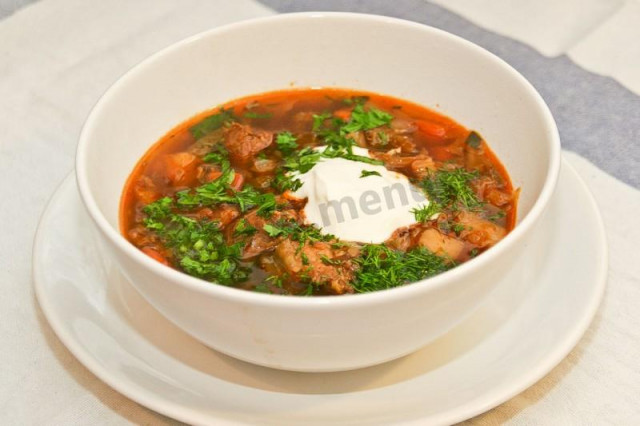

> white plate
[34,157,606,425]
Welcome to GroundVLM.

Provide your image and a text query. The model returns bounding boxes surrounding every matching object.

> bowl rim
[76,11,561,309]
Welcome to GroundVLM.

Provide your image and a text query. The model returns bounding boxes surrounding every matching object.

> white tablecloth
[1,0,638,424]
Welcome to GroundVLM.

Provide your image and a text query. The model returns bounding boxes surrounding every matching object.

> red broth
[121,88,517,295]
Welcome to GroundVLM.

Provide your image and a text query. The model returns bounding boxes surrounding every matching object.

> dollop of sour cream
[291,147,428,243]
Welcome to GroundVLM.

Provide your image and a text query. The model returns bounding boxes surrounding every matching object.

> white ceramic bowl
[76,13,560,372]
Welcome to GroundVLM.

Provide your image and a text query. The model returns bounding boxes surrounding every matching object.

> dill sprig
[411,202,442,223]
[420,168,483,211]
[353,244,452,293]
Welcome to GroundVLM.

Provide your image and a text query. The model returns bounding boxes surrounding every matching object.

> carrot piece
[133,176,159,204]
[164,152,199,185]
[204,169,223,183]
[230,171,244,191]
[428,145,454,161]
[416,120,448,143]
[333,108,352,121]
[142,247,170,266]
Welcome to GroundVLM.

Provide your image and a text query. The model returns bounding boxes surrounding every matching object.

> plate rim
[33,157,608,425]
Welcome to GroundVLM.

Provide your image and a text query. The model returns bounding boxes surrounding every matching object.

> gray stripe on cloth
[0,0,34,19]
[260,0,640,189]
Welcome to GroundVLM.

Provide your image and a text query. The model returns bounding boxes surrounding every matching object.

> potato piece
[456,211,506,248]
[418,228,465,259]
[164,152,199,186]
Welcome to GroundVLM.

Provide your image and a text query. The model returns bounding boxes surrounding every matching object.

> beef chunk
[275,240,358,295]
[224,123,273,162]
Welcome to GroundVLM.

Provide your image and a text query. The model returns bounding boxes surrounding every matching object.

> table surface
[1,0,639,424]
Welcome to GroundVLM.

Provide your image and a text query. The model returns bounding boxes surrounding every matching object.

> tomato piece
[142,247,170,266]
[428,145,454,161]
[416,120,448,143]
[333,108,352,121]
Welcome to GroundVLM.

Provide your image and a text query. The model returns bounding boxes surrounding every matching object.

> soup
[121,88,517,295]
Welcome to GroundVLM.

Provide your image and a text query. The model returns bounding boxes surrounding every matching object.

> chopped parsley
[190,108,234,139]
[244,111,273,119]
[360,170,382,178]
[262,223,285,238]
[308,104,391,169]
[234,219,257,236]
[342,95,369,105]
[202,144,230,168]
[267,102,393,192]
[143,196,172,227]
[272,171,303,193]
[275,131,298,155]
[175,163,276,215]
[451,223,466,235]
[282,146,323,174]
[266,274,286,288]
[341,104,393,134]
[312,112,332,132]
[142,201,250,285]
[253,282,273,293]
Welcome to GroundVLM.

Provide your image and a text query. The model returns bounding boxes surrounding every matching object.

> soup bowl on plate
[76,12,560,372]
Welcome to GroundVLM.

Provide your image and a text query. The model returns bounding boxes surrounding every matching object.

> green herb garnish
[411,202,442,223]
[283,147,323,174]
[234,218,257,236]
[353,245,451,293]
[253,282,273,293]
[421,168,483,211]
[341,104,393,134]
[175,164,276,215]
[451,223,466,235]
[202,144,230,168]
[312,112,332,132]
[360,170,382,178]
[263,219,333,246]
[342,96,369,105]
[272,171,303,193]
[190,108,234,139]
[244,111,273,119]
[377,131,389,145]
[142,201,250,285]
[487,210,506,222]
[265,274,286,288]
[143,196,172,229]
[320,255,341,265]
[282,105,392,175]
[262,223,285,237]
[275,131,298,155]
